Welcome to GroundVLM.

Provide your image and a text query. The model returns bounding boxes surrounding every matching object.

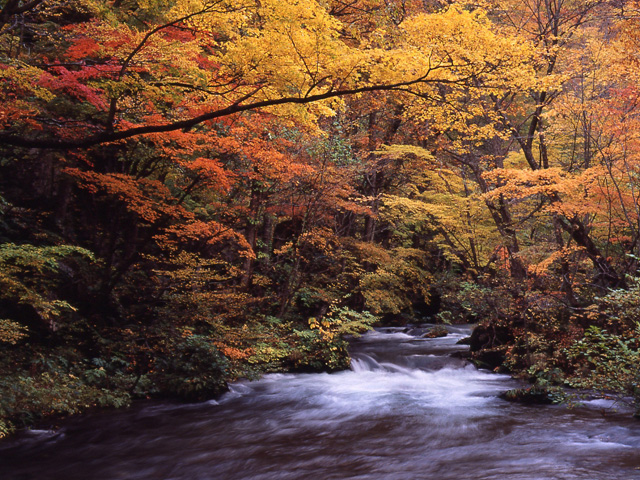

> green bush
[291,307,377,371]
[0,370,130,438]
[565,325,640,414]
[151,334,230,401]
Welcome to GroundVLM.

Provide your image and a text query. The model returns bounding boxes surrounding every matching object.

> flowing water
[1,325,640,479]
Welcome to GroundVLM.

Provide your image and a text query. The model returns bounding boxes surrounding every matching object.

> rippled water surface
[1,325,639,479]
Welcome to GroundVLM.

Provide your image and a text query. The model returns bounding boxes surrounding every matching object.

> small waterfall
[350,354,383,372]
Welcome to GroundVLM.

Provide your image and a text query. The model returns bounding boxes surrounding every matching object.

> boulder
[468,324,513,352]
[471,348,506,371]
[500,386,555,405]
[422,325,448,338]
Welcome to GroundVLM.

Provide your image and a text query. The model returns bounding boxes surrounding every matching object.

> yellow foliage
[0,319,28,345]
[344,240,392,266]
[527,246,586,277]
[360,247,432,315]
[483,168,569,200]
[378,149,500,267]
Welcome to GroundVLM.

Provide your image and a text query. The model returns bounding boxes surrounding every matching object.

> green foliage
[457,282,494,318]
[224,307,378,374]
[437,278,514,323]
[0,360,131,439]
[0,243,96,331]
[292,307,377,371]
[502,379,567,405]
[594,276,640,333]
[151,334,230,401]
[306,306,378,339]
[546,277,640,414]
[565,326,640,409]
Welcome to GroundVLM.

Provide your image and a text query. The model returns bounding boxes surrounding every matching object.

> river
[1,325,639,479]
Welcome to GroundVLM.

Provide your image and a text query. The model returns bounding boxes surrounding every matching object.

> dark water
[1,325,640,479]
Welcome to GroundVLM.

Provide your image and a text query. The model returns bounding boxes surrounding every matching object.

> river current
[1,325,639,479]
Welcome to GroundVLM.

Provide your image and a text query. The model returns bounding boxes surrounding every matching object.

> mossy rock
[500,386,556,405]
[422,326,449,338]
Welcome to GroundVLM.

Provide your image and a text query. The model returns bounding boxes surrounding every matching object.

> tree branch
[0,75,438,150]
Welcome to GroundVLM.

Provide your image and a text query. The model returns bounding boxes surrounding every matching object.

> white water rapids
[1,325,639,479]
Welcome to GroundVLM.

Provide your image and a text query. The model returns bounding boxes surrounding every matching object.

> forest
[2,0,640,437]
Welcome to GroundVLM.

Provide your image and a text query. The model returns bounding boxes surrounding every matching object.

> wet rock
[422,326,448,338]
[467,324,514,370]
[500,386,555,405]
[469,325,512,351]
[456,336,471,345]
[471,348,507,371]
[450,350,471,360]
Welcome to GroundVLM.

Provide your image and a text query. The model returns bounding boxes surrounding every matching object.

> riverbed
[1,325,639,479]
